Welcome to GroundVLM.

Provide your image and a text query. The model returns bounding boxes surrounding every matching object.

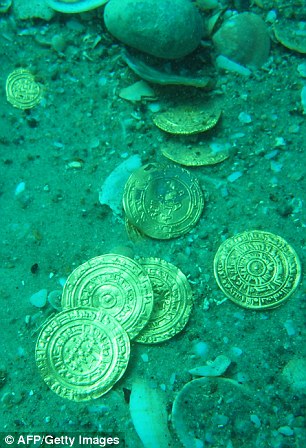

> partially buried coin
[153,104,221,135]
[61,254,154,339]
[162,141,229,166]
[6,69,42,110]
[214,230,301,310]
[123,163,204,239]
[35,307,130,401]
[134,258,193,344]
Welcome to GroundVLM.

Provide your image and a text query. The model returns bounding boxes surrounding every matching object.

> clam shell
[46,0,108,13]
[212,12,270,68]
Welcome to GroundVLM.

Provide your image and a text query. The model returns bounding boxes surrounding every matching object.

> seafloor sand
[0,3,305,448]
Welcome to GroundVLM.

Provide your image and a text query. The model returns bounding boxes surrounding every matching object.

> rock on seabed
[104,0,204,59]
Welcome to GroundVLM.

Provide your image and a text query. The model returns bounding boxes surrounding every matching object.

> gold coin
[61,254,154,339]
[35,307,130,401]
[134,258,193,343]
[214,230,301,310]
[153,105,221,135]
[162,142,229,166]
[6,69,42,110]
[123,163,204,239]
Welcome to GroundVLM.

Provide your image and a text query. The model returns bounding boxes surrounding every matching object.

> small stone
[104,0,203,59]
[30,289,48,308]
[278,426,294,436]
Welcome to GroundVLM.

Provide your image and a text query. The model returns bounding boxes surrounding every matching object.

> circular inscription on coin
[6,69,42,110]
[214,230,301,309]
[134,258,193,343]
[61,254,154,339]
[123,163,204,239]
[35,307,130,401]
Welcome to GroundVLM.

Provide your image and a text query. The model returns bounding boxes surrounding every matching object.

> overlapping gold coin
[162,142,229,166]
[153,104,221,135]
[35,307,130,402]
[214,230,301,309]
[6,68,42,110]
[134,258,193,343]
[61,254,154,339]
[123,163,204,239]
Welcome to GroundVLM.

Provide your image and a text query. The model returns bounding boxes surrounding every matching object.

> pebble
[29,289,48,308]
[15,181,26,196]
[283,319,296,336]
[278,426,294,436]
[227,171,243,183]
[238,112,252,124]
[104,0,203,59]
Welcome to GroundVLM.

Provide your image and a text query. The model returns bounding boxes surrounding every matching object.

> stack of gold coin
[35,254,193,401]
[123,162,204,240]
[213,230,301,310]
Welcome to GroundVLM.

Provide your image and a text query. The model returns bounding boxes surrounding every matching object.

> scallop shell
[46,0,108,13]
[212,12,270,68]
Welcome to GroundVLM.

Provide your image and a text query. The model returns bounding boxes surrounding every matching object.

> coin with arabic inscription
[123,163,204,239]
[6,69,42,110]
[35,307,130,401]
[134,258,193,344]
[61,254,154,339]
[153,104,221,135]
[214,230,301,309]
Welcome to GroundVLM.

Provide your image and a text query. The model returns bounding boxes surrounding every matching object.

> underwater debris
[0,0,12,13]
[130,379,174,448]
[119,80,157,102]
[122,52,214,89]
[273,19,306,54]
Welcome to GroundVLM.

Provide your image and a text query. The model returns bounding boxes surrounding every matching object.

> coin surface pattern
[6,69,42,109]
[153,105,221,135]
[134,258,193,343]
[214,230,301,309]
[61,254,154,339]
[162,142,229,166]
[35,307,130,401]
[123,163,204,239]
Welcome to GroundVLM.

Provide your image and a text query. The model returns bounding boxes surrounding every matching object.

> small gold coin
[61,254,154,339]
[214,230,301,309]
[35,307,130,401]
[153,105,221,135]
[162,142,229,166]
[134,258,193,344]
[6,69,42,110]
[123,163,204,239]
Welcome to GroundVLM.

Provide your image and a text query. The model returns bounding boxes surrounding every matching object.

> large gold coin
[214,230,301,309]
[61,254,154,339]
[123,163,204,239]
[35,307,130,401]
[6,69,42,110]
[153,105,221,135]
[134,258,193,343]
[162,142,229,166]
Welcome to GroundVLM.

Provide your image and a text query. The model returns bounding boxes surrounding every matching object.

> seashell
[46,0,108,13]
[273,19,306,54]
[129,379,174,448]
[212,12,270,68]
